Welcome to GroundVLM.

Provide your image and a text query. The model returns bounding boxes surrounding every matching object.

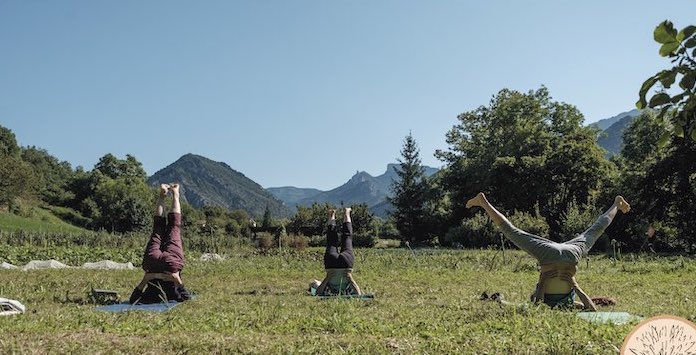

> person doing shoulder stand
[314,208,363,296]
[129,183,192,304]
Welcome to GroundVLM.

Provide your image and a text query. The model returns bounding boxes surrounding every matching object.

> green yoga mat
[576,311,643,325]
[318,293,375,300]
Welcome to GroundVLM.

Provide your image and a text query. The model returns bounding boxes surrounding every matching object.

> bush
[508,210,549,239]
[48,205,92,228]
[281,235,309,250]
[557,200,600,242]
[442,210,549,249]
[352,233,378,248]
[442,213,497,248]
[255,232,275,250]
[308,235,326,247]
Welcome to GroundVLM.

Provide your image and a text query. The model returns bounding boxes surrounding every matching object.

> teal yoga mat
[576,311,643,325]
[318,293,374,300]
[95,301,185,313]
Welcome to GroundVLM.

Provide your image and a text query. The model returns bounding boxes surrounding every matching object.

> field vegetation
[2,248,695,354]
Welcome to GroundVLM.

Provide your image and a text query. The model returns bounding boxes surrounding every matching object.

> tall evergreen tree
[389,132,430,243]
[262,204,273,229]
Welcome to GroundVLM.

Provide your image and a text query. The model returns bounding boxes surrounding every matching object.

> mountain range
[591,109,642,156]
[267,164,439,216]
[143,110,641,219]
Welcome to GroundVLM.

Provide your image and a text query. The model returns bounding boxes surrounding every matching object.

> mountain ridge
[147,153,292,218]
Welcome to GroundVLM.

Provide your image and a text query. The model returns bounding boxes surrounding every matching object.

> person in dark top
[129,183,191,304]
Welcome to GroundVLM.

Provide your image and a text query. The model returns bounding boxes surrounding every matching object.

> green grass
[1,249,695,354]
[0,208,89,234]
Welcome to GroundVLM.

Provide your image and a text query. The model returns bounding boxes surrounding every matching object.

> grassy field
[0,209,89,234]
[1,248,695,354]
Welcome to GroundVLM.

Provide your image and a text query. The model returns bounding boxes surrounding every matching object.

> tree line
[389,20,696,253]
[2,20,695,253]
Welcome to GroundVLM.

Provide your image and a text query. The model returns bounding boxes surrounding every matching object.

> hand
[170,271,183,285]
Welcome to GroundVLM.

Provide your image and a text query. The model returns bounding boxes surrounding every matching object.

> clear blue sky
[0,1,692,190]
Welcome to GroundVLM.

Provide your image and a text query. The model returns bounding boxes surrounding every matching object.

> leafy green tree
[615,110,696,252]
[389,132,431,243]
[348,203,374,236]
[93,175,152,232]
[0,125,20,157]
[94,153,147,180]
[0,155,36,209]
[0,125,37,209]
[21,146,75,205]
[637,21,696,145]
[436,87,615,241]
[66,154,152,232]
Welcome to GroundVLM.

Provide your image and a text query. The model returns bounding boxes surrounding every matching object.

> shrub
[508,210,549,239]
[281,235,309,250]
[442,210,549,249]
[308,235,326,247]
[442,213,497,248]
[255,232,275,250]
[352,233,378,248]
[557,200,600,242]
[48,205,92,228]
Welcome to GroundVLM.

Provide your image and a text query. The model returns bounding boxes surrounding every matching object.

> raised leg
[566,196,631,255]
[324,209,342,269]
[466,192,560,263]
[338,208,355,268]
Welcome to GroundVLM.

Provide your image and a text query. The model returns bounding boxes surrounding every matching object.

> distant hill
[148,154,292,218]
[265,186,322,207]
[592,109,642,157]
[268,164,438,217]
[590,109,641,131]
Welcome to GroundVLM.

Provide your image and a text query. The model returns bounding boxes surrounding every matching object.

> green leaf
[659,69,678,88]
[658,131,671,147]
[654,21,677,44]
[684,37,696,48]
[675,124,685,138]
[679,72,696,90]
[649,93,672,107]
[670,92,686,104]
[691,127,696,141]
[659,41,680,56]
[637,75,659,108]
[678,25,696,41]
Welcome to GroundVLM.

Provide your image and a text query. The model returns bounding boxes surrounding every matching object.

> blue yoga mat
[576,311,643,325]
[95,301,184,313]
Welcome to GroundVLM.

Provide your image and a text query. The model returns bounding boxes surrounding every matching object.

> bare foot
[169,183,180,198]
[159,184,170,197]
[615,196,631,213]
[466,192,487,209]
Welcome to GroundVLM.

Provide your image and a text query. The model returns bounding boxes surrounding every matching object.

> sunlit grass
[0,209,88,234]
[1,248,695,354]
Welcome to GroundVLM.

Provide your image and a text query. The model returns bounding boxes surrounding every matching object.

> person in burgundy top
[129,183,191,304]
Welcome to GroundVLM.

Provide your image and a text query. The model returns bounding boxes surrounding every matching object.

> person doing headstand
[314,208,363,296]
[129,183,191,304]
[467,193,630,310]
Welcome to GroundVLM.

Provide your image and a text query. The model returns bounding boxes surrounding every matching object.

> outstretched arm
[316,274,330,296]
[347,272,362,295]
[568,276,597,311]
